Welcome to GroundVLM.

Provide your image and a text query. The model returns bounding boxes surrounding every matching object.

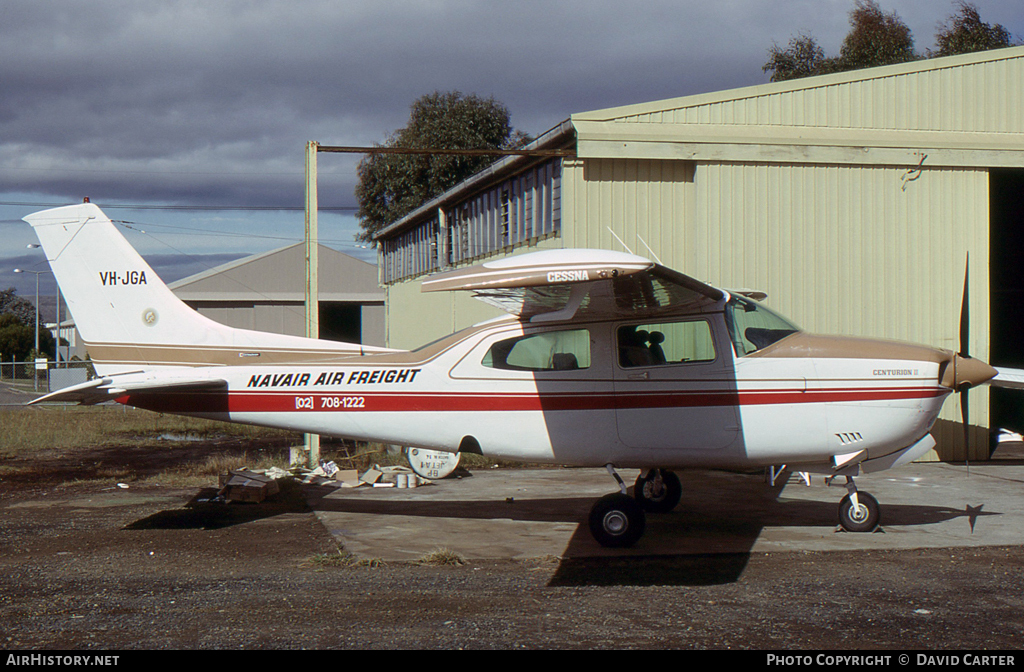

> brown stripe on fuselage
[747,332,952,363]
[81,321,504,369]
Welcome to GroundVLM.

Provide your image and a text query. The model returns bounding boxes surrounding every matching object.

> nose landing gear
[832,475,881,532]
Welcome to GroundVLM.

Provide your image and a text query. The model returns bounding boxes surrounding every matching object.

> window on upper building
[381,158,562,284]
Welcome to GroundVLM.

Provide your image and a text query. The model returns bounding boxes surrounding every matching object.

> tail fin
[24,203,388,374]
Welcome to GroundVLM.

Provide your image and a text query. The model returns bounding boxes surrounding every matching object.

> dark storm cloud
[0,0,1021,212]
[0,2,808,206]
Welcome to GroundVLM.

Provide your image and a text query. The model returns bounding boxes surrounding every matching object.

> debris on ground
[219,462,439,502]
[295,462,435,489]
[217,468,281,504]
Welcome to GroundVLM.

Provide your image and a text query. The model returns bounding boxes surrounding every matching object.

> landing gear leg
[634,469,682,513]
[835,476,880,532]
[588,465,646,548]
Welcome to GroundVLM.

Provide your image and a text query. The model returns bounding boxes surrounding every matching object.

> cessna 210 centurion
[24,203,1018,547]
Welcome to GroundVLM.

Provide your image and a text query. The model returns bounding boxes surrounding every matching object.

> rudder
[24,203,377,374]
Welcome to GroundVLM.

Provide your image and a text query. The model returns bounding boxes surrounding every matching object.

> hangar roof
[572,46,1024,168]
[169,243,383,304]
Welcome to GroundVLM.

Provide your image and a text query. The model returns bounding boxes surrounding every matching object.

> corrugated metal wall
[560,49,1023,461]
[561,154,990,460]
[561,158,694,260]
[690,162,990,462]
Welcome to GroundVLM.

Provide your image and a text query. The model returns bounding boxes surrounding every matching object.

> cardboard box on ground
[217,463,434,503]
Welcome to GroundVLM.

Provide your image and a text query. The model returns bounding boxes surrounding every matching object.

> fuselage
[23,203,982,477]
[114,303,955,475]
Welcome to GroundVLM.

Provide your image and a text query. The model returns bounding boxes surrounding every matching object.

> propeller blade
[959,254,971,473]
[960,254,969,358]
[961,385,971,474]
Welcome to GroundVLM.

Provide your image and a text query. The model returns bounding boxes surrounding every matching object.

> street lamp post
[20,244,61,367]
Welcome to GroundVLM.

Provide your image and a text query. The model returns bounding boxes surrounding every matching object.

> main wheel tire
[634,469,682,513]
[589,493,647,548]
[838,491,880,532]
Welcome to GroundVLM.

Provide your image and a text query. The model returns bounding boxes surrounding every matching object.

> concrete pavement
[308,458,1024,562]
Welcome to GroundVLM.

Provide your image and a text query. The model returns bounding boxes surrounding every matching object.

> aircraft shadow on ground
[122,473,998,586]
[123,483,316,531]
[305,472,999,587]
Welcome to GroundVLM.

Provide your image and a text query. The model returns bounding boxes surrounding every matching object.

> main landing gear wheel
[634,469,682,513]
[838,491,880,532]
[589,493,646,548]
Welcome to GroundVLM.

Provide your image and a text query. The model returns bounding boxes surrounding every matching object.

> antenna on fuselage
[635,235,663,265]
[606,227,634,255]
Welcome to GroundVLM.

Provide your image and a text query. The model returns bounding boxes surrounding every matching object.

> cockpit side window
[617,320,716,368]
[724,296,800,356]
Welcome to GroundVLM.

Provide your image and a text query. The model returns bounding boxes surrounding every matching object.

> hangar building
[169,242,385,347]
[374,47,1024,461]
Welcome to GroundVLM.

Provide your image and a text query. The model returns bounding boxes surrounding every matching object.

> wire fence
[0,359,94,393]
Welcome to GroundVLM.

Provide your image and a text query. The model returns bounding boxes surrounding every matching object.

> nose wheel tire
[838,491,880,532]
[634,469,682,513]
[589,493,646,548]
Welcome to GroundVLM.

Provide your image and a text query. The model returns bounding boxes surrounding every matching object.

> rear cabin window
[482,329,591,372]
[618,321,716,368]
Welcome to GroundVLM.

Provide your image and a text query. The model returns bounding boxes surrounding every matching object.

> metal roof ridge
[572,45,1024,123]
[167,241,369,289]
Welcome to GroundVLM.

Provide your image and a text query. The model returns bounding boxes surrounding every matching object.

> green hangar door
[990,169,1024,436]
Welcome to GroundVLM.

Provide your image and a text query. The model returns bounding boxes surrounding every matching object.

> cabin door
[613,317,741,451]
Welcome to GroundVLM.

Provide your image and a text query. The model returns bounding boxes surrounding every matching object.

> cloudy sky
[1,0,1022,304]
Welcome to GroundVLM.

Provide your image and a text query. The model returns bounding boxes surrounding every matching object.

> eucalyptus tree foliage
[764,1,1015,83]
[0,288,34,326]
[764,1,913,81]
[933,1,1017,58]
[356,91,531,241]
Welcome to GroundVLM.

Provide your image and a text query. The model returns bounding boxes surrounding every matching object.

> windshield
[724,295,800,356]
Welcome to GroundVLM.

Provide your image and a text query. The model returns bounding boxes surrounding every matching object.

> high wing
[421,248,725,321]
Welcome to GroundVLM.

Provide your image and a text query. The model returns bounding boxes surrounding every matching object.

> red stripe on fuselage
[120,385,947,414]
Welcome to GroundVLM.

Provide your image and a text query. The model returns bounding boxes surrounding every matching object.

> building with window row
[374,47,1024,461]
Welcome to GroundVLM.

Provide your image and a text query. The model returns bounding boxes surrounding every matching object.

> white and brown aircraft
[24,203,1024,547]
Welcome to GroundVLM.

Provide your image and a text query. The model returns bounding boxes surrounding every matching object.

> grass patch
[0,405,538,490]
[309,548,358,568]
[416,547,466,566]
[0,406,296,458]
[145,451,293,488]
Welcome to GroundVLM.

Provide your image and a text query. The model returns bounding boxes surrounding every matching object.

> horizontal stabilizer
[30,375,228,405]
